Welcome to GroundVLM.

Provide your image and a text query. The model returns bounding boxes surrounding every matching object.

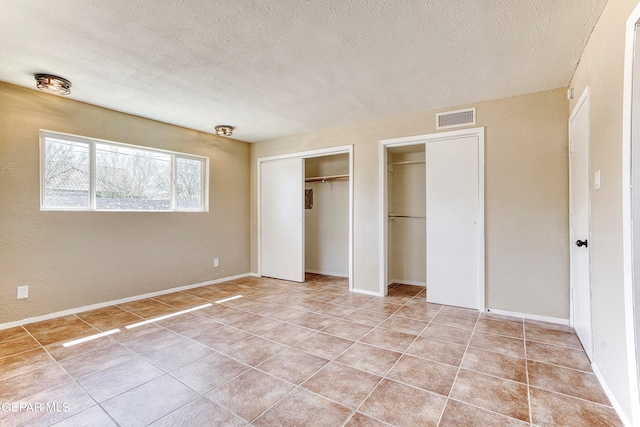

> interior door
[570,90,593,359]
[260,157,305,282]
[632,22,640,396]
[426,135,481,309]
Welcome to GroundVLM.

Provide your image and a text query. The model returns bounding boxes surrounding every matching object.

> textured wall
[569,0,640,421]
[250,88,570,318]
[0,83,250,324]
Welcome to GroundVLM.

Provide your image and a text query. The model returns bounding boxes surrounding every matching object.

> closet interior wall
[305,154,349,277]
[388,145,426,286]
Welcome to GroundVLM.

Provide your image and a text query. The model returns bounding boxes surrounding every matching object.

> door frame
[568,86,593,359]
[257,145,354,290]
[378,127,485,308]
[622,2,640,423]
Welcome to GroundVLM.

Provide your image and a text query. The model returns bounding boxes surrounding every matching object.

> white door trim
[378,127,485,309]
[622,3,640,423]
[257,145,354,290]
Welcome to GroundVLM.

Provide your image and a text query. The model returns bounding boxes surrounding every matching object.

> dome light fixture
[215,125,234,137]
[35,74,72,95]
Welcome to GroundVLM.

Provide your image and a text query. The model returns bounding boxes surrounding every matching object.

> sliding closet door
[260,157,305,282]
[426,135,481,309]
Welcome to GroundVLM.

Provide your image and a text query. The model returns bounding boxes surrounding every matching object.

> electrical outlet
[214,258,219,268]
[17,286,28,299]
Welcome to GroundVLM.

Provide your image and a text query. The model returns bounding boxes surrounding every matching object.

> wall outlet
[214,258,219,268]
[17,286,28,299]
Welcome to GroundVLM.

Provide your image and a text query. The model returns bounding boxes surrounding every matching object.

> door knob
[576,239,588,248]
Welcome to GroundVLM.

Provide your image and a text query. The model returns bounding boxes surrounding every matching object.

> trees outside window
[41,132,207,211]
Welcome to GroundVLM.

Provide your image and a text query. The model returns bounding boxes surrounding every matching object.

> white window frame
[39,130,209,212]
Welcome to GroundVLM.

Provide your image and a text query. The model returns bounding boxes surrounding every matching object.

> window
[40,131,208,211]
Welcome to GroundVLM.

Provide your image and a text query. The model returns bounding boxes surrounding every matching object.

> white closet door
[260,157,305,282]
[426,136,481,309]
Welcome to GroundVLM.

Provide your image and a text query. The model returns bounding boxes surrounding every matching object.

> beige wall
[0,82,250,324]
[569,0,640,421]
[251,87,570,318]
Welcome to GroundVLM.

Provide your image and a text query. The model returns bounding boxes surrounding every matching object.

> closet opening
[386,145,426,292]
[304,154,350,280]
[379,128,484,309]
[257,145,353,290]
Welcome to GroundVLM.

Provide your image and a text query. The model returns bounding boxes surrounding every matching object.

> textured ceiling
[0,0,607,142]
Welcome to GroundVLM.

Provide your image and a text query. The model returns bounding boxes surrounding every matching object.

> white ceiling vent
[436,108,476,130]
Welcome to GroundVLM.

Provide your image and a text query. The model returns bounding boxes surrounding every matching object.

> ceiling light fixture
[34,73,72,95]
[215,125,234,137]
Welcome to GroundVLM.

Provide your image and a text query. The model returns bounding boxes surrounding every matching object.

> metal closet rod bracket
[305,174,349,183]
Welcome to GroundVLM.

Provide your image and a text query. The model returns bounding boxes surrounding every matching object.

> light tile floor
[0,274,623,426]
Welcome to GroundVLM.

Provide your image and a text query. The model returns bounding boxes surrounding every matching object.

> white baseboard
[351,287,382,297]
[249,272,260,277]
[304,268,348,277]
[0,272,253,331]
[484,308,570,326]
[391,279,426,287]
[592,362,633,427]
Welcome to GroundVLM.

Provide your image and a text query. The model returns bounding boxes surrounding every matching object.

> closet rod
[305,174,349,183]
[388,215,426,219]
[390,160,425,165]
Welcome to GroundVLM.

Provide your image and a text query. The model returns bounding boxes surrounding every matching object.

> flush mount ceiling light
[215,125,234,137]
[34,73,72,95]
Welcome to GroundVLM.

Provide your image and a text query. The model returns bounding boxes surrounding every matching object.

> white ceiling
[0,0,607,142]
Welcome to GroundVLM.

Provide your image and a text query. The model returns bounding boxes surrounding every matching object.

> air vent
[436,108,476,130]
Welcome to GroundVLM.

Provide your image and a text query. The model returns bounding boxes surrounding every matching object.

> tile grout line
[526,384,619,409]
[444,396,531,424]
[3,325,121,426]
[122,338,255,425]
[153,308,346,425]
[58,312,247,426]
[436,310,480,426]
[73,378,121,427]
[521,322,617,411]
[524,317,533,427]
[1,326,65,391]
[328,326,402,426]
[164,285,426,425]
[127,280,344,425]
[73,304,537,424]
[348,302,444,425]
[0,340,44,363]
[423,321,592,373]
[1,278,343,425]
[2,278,610,426]
[213,322,365,425]
[94,308,264,423]
[243,286,426,426]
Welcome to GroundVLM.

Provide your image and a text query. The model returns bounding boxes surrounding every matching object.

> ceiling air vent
[436,108,476,130]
